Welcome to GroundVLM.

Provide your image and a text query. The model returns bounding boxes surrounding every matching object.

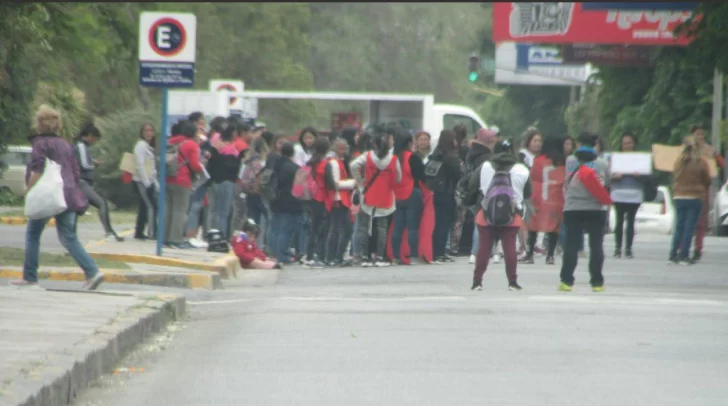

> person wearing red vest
[324,138,356,266]
[303,137,332,269]
[390,130,426,264]
[349,133,402,267]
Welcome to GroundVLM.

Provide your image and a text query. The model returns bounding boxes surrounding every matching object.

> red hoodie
[231,232,267,266]
[167,135,203,189]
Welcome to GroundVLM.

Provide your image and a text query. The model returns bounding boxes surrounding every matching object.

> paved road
[59,235,728,405]
[0,221,135,252]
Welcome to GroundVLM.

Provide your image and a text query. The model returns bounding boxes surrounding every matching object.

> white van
[0,146,32,197]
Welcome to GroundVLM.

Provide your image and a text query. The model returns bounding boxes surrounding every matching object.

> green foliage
[93,107,159,208]
[32,83,91,141]
[0,188,23,206]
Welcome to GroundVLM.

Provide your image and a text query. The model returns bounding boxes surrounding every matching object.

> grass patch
[0,247,130,270]
[1,208,137,225]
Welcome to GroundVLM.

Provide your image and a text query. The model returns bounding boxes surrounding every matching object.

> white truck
[168,90,488,151]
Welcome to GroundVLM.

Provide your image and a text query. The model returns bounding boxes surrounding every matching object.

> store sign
[561,45,655,67]
[495,42,592,86]
[581,2,697,11]
[493,2,695,46]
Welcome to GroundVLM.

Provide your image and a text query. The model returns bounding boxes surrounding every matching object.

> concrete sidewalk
[0,287,185,406]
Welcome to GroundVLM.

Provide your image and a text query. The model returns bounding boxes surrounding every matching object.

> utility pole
[710,68,723,235]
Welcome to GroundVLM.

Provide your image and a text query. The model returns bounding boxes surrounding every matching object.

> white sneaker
[361,261,373,268]
[188,238,209,249]
[469,255,476,264]
[374,261,390,267]
[492,254,501,264]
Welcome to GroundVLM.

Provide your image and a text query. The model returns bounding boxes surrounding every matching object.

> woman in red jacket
[164,120,204,249]
[232,220,281,269]
[324,138,356,266]
[520,137,566,265]
[304,136,332,268]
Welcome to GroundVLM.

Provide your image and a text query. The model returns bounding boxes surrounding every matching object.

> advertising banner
[561,45,654,68]
[495,42,592,86]
[493,2,695,46]
[581,2,697,11]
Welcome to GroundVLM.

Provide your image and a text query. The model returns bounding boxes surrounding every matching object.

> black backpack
[259,158,283,201]
[456,162,483,207]
[424,158,447,192]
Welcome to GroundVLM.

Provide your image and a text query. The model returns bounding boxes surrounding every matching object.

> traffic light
[468,54,479,82]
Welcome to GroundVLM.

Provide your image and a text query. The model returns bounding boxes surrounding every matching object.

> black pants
[79,179,117,237]
[614,202,640,251]
[325,203,352,263]
[528,231,558,257]
[306,200,329,262]
[433,194,456,259]
[134,182,157,238]
[355,211,388,261]
[560,210,607,287]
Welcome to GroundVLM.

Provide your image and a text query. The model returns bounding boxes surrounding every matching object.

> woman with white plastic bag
[9,105,105,290]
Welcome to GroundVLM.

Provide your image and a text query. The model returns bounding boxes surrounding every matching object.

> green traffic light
[469,72,479,82]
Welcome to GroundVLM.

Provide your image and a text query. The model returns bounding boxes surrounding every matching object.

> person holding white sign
[610,133,651,259]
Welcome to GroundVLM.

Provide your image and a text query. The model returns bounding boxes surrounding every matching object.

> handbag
[24,158,68,219]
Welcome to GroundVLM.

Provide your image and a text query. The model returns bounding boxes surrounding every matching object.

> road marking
[188,296,468,306]
[84,228,134,250]
[188,299,258,305]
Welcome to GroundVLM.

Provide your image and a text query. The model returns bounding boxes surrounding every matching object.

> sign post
[138,12,197,256]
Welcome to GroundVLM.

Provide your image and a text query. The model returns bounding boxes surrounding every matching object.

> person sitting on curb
[231,219,282,270]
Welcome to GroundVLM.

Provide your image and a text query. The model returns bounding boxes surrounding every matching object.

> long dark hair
[436,129,457,155]
[542,137,566,166]
[356,132,373,154]
[299,126,319,151]
[207,116,226,138]
[522,127,542,151]
[307,136,330,167]
[393,129,413,164]
[372,133,390,160]
[220,120,237,142]
[342,127,359,151]
[139,123,156,149]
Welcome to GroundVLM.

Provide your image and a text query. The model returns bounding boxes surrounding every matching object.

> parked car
[0,146,32,197]
[609,185,674,235]
[710,179,728,236]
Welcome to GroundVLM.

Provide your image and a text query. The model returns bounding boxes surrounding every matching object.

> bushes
[93,107,160,209]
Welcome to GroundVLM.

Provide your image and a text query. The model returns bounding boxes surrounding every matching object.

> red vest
[394,151,414,201]
[324,158,352,212]
[313,160,328,202]
[363,153,398,209]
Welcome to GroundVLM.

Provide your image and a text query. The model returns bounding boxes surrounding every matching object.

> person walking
[10,105,104,290]
[611,133,648,259]
[74,123,125,242]
[133,123,158,240]
[471,139,531,291]
[668,135,712,265]
[559,133,612,293]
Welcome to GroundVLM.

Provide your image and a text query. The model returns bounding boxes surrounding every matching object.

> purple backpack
[481,171,515,226]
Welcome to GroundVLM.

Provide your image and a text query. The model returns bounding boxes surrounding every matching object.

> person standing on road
[132,123,158,240]
[240,138,271,250]
[414,131,432,163]
[324,138,356,266]
[518,128,543,257]
[10,105,105,290]
[557,136,575,253]
[269,142,304,264]
[611,133,648,259]
[689,124,725,262]
[349,133,402,267]
[428,130,463,264]
[465,128,497,265]
[74,123,125,242]
[471,139,531,291]
[668,135,712,265]
[164,120,204,249]
[303,136,332,268]
[207,120,242,240]
[559,133,612,293]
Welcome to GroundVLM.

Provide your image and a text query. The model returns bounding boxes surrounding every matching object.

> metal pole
[156,88,169,256]
[710,69,723,235]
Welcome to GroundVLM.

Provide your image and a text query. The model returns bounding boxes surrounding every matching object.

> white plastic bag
[24,158,67,219]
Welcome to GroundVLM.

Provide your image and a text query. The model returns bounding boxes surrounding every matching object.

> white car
[609,186,674,235]
[0,146,32,197]
[710,179,728,236]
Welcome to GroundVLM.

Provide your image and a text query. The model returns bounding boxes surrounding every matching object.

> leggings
[133,181,156,239]
[326,203,353,263]
[472,225,519,285]
[79,180,118,237]
[527,231,558,257]
[306,200,329,262]
[614,202,640,251]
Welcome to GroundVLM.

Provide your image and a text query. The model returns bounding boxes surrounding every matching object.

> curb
[0,268,221,290]
[0,217,55,227]
[87,252,235,280]
[0,293,186,406]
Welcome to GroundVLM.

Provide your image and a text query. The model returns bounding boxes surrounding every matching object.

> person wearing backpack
[559,133,613,293]
[388,130,426,265]
[164,120,204,249]
[349,133,402,267]
[323,137,356,266]
[240,138,271,251]
[269,142,304,264]
[471,139,531,291]
[425,130,463,264]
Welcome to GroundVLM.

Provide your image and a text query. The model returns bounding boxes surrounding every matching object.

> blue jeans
[670,198,702,260]
[247,195,270,250]
[212,181,235,238]
[296,210,310,257]
[24,210,99,283]
[186,181,210,235]
[392,188,423,259]
[271,212,303,263]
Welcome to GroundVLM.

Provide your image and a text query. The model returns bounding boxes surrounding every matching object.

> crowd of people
[10,105,725,292]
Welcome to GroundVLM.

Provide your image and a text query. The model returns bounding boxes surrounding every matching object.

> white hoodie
[348,150,402,218]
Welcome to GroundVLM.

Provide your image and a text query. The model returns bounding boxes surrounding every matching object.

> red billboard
[493,2,695,46]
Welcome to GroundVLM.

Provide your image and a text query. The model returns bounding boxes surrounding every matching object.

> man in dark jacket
[268,142,304,264]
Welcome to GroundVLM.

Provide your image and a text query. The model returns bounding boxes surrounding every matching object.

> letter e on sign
[139,12,197,63]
